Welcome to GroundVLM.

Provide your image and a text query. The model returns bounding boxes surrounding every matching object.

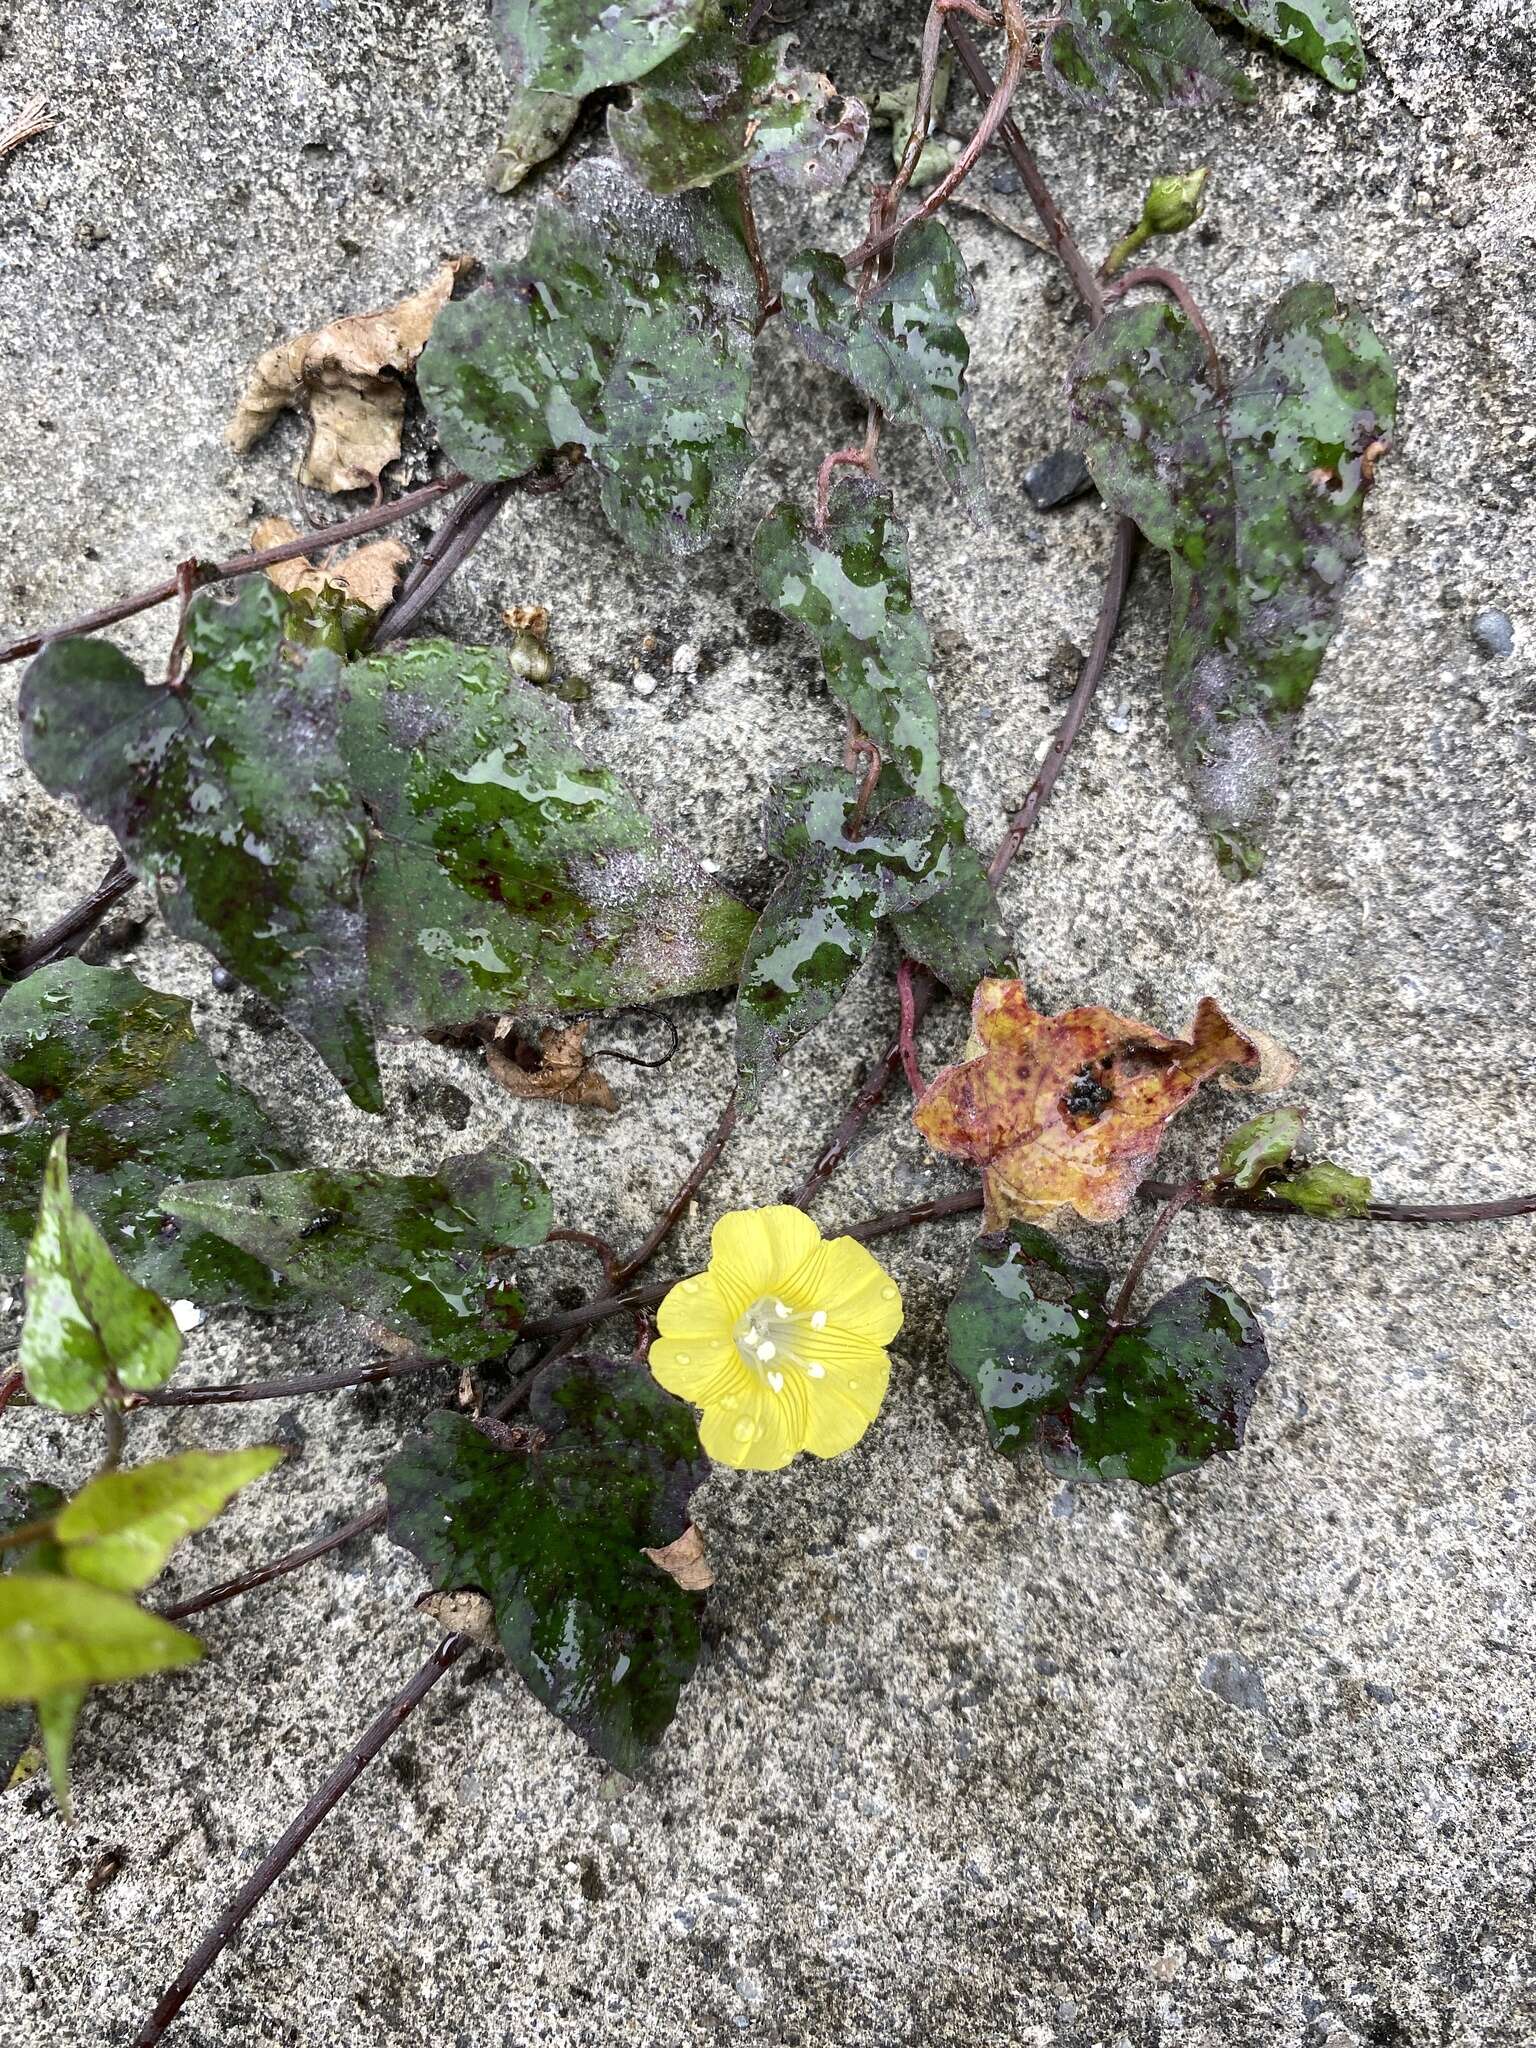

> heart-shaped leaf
[781,227,980,503]
[947,1224,1269,1483]
[1068,283,1397,875]
[0,962,296,1309]
[385,1356,709,1771]
[54,1449,284,1593]
[20,581,380,1109]
[494,0,713,95]
[18,1137,183,1414]
[1208,0,1363,91]
[1044,0,1252,108]
[610,24,867,196]
[419,159,756,556]
[162,1153,552,1363]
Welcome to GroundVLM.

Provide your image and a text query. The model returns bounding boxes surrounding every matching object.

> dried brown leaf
[228,257,470,493]
[914,977,1258,1229]
[502,604,550,639]
[416,1589,498,1644]
[251,517,409,612]
[484,1020,617,1112]
[1217,1023,1300,1096]
[642,1524,714,1592]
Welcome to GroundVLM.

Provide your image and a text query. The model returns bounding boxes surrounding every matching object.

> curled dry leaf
[1217,1022,1299,1096]
[251,518,409,613]
[485,1020,618,1112]
[642,1524,714,1592]
[228,257,470,493]
[914,978,1258,1228]
[502,603,550,640]
[416,1589,499,1644]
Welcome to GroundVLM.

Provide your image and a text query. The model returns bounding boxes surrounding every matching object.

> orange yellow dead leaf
[913,978,1258,1228]
[484,1019,617,1112]
[251,518,409,612]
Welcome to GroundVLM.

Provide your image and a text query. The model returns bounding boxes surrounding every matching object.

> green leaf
[888,846,1012,997]
[55,1449,284,1593]
[487,89,583,195]
[494,0,712,96]
[20,582,380,1110]
[0,1575,199,1703]
[340,638,756,1035]
[1219,1108,1304,1189]
[754,487,945,806]
[36,1686,83,1819]
[1209,0,1364,91]
[1068,283,1397,875]
[385,1357,709,1771]
[1044,0,1253,107]
[946,1225,1269,1484]
[0,961,296,1309]
[18,1138,182,1413]
[610,24,867,196]
[781,227,981,503]
[1269,1161,1372,1219]
[162,1153,552,1363]
[418,160,756,556]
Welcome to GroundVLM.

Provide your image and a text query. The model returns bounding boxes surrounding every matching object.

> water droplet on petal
[880,1286,896,1300]
[733,1417,756,1443]
[810,1310,827,1330]
[682,1279,701,1294]
[675,1351,691,1366]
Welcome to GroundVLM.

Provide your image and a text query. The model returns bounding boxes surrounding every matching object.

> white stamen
[805,1361,825,1379]
[810,1310,827,1330]
[756,1339,776,1362]
[774,1300,791,1318]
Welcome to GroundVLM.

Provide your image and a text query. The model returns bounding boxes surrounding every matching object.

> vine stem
[9,857,135,975]
[1107,1182,1202,1327]
[130,1633,472,2048]
[1140,1180,1536,1225]
[0,472,471,668]
[1105,266,1225,390]
[896,959,927,1097]
[735,167,779,329]
[159,1508,386,1622]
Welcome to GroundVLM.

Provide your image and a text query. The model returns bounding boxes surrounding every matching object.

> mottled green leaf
[162,1153,552,1363]
[487,89,583,194]
[889,849,1012,997]
[385,1357,708,1770]
[754,487,944,805]
[55,1449,284,1594]
[35,1687,83,1817]
[0,1575,199,1704]
[494,0,711,95]
[1209,0,1363,91]
[782,227,980,502]
[1269,1160,1372,1219]
[18,1138,182,1414]
[20,583,379,1109]
[1219,1108,1304,1189]
[419,160,755,556]
[340,638,756,1035]
[0,962,294,1309]
[1069,284,1396,875]
[946,1225,1269,1484]
[1045,0,1252,107]
[610,24,867,196]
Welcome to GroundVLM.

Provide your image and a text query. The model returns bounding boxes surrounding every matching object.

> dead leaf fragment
[251,516,409,612]
[228,257,470,493]
[485,1020,617,1112]
[1217,1023,1300,1097]
[642,1525,714,1592]
[914,977,1258,1229]
[416,1589,499,1645]
[502,603,550,639]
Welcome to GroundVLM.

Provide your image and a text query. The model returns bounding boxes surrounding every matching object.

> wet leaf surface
[18,1137,183,1413]
[162,1152,553,1364]
[610,24,867,196]
[1219,1108,1303,1188]
[915,978,1257,1228]
[1269,1160,1372,1218]
[495,0,712,97]
[21,582,381,1109]
[54,1449,284,1593]
[1045,0,1251,109]
[1209,0,1363,91]
[419,160,755,555]
[0,962,295,1309]
[781,226,980,502]
[947,1224,1269,1483]
[385,1356,709,1771]
[1069,284,1396,874]
[341,637,756,1035]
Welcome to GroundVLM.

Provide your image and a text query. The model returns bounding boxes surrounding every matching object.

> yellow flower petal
[699,1372,809,1472]
[802,1374,885,1458]
[649,1334,750,1410]
[813,1235,904,1345]
[709,1205,824,1315]
[655,1272,734,1344]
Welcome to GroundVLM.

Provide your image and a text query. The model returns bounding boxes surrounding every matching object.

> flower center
[733,1295,828,1391]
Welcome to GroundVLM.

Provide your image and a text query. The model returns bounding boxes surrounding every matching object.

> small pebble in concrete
[1470,608,1514,657]
[1200,1649,1268,1715]
[1023,447,1096,511]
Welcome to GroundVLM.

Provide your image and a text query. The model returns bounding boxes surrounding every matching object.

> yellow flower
[649,1206,903,1472]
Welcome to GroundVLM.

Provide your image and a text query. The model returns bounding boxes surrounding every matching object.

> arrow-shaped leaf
[54,1449,284,1594]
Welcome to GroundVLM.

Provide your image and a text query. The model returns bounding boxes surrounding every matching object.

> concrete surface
[1,2,1533,2044]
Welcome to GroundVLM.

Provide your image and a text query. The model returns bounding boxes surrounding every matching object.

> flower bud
[1142,167,1210,236]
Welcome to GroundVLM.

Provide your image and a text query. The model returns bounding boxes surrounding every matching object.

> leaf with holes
[1044,0,1253,108]
[494,0,713,95]
[385,1357,709,1770]
[54,1449,284,1594]
[1208,0,1363,91]
[611,23,867,196]
[754,486,944,805]
[0,962,295,1310]
[781,227,980,503]
[947,1224,1269,1483]
[915,979,1258,1229]
[17,1137,183,1413]
[418,160,755,556]
[162,1154,552,1364]
[339,638,756,1036]
[1069,284,1396,875]
[20,581,379,1108]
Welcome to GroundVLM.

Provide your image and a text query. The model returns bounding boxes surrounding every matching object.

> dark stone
[1471,608,1514,657]
[1023,448,1096,511]
[1199,1649,1268,1715]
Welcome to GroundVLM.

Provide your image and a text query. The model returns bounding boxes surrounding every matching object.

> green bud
[1218,1108,1304,1190]
[1142,167,1210,237]
[1269,1161,1373,1221]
